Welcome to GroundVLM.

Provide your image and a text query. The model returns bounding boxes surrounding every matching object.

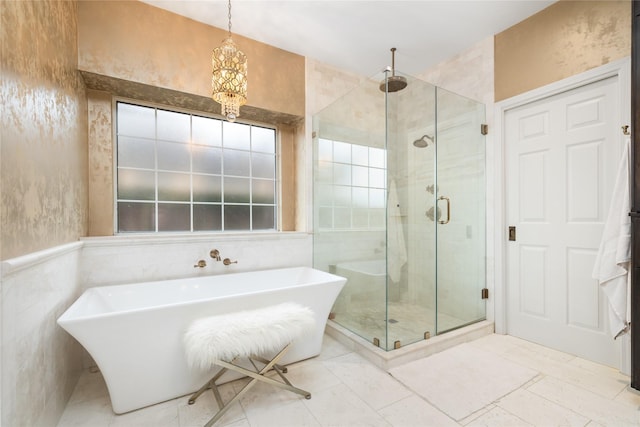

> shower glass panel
[312,71,392,347]
[435,88,486,334]
[313,69,485,351]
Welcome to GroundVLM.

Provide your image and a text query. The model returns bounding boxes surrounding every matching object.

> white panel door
[505,76,621,367]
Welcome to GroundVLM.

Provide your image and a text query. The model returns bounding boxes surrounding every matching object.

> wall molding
[1,241,83,277]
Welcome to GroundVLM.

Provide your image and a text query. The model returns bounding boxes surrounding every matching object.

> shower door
[434,88,486,333]
[389,81,486,347]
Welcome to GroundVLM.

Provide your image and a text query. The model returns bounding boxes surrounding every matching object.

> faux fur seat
[183,302,315,427]
[184,302,315,369]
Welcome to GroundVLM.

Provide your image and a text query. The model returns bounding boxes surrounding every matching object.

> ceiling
[142,0,555,77]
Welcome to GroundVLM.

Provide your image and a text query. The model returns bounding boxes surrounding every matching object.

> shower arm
[391,47,397,77]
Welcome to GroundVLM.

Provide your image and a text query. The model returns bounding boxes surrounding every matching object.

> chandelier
[211,0,247,122]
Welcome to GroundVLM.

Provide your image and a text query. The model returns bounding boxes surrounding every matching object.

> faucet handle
[193,260,207,268]
[210,249,221,261]
[223,258,238,266]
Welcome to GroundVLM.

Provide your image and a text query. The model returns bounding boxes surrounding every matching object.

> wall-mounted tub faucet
[194,260,207,268]
[210,249,222,261]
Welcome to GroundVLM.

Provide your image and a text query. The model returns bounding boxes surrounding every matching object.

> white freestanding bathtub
[57,267,346,414]
[333,260,387,311]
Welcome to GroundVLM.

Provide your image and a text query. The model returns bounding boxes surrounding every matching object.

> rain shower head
[413,134,434,148]
[379,48,407,93]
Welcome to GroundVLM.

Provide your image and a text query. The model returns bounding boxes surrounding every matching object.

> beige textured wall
[1,0,88,260]
[87,90,114,236]
[78,0,305,119]
[279,126,297,231]
[495,0,631,102]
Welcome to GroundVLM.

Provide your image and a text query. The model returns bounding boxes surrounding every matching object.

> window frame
[112,97,280,234]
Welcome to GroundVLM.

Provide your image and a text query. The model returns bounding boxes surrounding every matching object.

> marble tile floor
[57,333,640,427]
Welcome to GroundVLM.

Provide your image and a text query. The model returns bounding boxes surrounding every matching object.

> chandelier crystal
[211,0,247,122]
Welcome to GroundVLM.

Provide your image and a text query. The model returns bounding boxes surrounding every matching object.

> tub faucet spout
[210,249,221,261]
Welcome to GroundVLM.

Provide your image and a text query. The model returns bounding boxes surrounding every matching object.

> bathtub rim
[57,266,346,324]
[334,259,387,277]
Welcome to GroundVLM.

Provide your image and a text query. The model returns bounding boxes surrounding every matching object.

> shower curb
[325,320,494,371]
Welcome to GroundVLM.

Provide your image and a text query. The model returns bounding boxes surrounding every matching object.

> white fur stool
[184,302,315,427]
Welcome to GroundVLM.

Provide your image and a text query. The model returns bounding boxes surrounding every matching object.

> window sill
[81,231,312,247]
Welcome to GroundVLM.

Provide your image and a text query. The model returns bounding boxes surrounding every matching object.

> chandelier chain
[227,0,232,37]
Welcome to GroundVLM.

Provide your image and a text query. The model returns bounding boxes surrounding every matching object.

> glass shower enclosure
[312,69,486,350]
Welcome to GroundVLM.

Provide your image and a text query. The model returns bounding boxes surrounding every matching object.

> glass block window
[116,101,277,233]
[316,138,386,230]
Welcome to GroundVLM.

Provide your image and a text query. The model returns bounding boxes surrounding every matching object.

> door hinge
[508,226,516,241]
[481,124,488,135]
[481,288,489,299]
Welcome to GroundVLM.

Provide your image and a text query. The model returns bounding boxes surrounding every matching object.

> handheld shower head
[412,135,434,148]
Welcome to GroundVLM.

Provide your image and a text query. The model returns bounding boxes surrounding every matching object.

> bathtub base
[325,319,494,371]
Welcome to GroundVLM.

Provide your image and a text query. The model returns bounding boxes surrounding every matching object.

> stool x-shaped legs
[188,343,311,427]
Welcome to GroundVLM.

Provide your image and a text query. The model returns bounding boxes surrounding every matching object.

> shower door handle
[438,196,450,224]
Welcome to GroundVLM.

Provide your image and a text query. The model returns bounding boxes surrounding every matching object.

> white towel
[387,180,407,283]
[592,138,631,338]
